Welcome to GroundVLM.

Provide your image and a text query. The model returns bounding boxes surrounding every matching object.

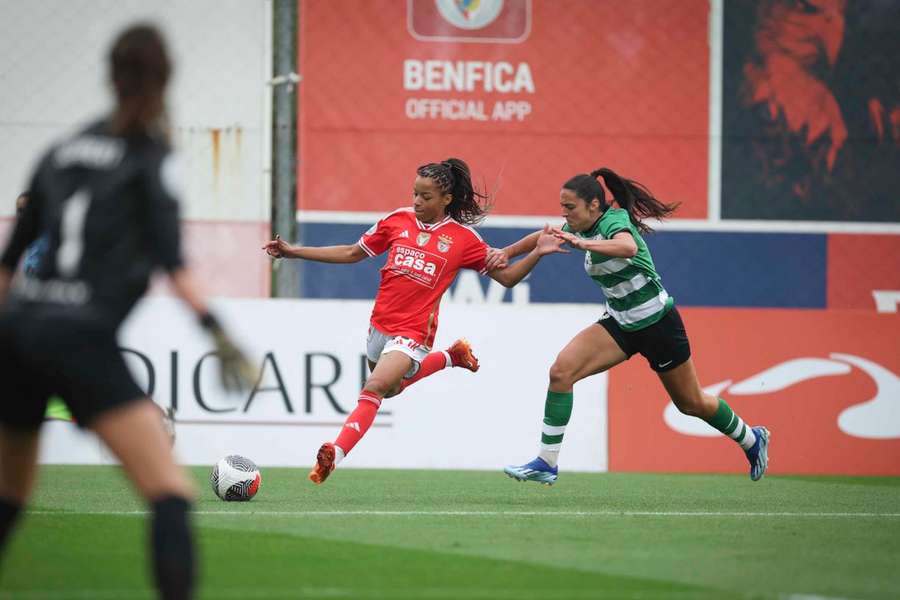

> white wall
[0,0,272,296]
[39,297,609,473]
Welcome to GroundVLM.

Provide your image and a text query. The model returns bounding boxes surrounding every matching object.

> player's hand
[200,313,259,393]
[536,224,569,256]
[262,235,291,258]
[550,227,584,250]
[485,247,509,271]
[211,328,259,393]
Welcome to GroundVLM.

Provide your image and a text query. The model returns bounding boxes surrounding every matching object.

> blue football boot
[503,457,558,485]
[746,426,770,481]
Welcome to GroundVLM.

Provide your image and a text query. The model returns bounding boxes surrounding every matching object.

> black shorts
[0,308,145,431]
[598,305,691,372]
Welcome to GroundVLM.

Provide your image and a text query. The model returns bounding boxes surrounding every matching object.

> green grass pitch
[1,466,899,599]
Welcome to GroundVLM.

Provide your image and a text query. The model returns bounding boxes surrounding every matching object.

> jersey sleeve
[1,159,46,272]
[357,213,395,257]
[143,151,184,272]
[460,233,489,274]
[599,209,632,240]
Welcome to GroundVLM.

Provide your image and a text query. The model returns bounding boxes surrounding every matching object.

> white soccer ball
[210,455,261,501]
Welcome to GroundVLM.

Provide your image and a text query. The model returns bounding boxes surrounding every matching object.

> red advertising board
[608,308,900,475]
[298,0,709,218]
[827,234,900,310]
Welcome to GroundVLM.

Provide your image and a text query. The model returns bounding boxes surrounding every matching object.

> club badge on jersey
[437,234,453,253]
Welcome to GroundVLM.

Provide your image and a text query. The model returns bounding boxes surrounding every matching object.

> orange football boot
[308,442,337,484]
[446,338,480,372]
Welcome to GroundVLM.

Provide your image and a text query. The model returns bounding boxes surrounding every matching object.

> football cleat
[308,442,337,485]
[503,457,558,485]
[447,338,479,372]
[746,426,770,482]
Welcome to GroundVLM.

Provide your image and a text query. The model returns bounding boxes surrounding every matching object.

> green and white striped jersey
[563,208,673,331]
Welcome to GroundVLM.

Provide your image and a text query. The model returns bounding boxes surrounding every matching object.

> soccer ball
[210,455,261,501]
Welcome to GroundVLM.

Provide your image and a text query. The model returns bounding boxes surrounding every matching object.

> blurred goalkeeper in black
[0,24,253,600]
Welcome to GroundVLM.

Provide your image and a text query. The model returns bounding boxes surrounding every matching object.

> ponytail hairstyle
[416,158,492,225]
[563,168,679,234]
[108,24,171,137]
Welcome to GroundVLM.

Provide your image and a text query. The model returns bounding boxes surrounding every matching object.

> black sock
[0,496,23,558]
[151,496,195,600]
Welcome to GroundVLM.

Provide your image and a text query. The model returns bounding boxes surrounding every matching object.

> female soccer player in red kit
[264,158,563,483]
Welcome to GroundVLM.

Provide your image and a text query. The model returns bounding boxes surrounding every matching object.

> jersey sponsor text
[389,245,445,288]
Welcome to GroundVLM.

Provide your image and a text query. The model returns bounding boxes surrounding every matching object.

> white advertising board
[39,297,609,472]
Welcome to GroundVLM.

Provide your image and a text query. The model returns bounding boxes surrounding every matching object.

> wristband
[199,312,222,331]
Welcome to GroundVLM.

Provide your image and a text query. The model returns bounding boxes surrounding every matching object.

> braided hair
[562,168,679,234]
[416,158,491,225]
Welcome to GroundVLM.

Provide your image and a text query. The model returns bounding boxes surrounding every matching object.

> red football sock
[334,391,382,456]
[399,351,449,392]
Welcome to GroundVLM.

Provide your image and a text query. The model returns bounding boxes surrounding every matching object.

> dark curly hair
[416,158,492,225]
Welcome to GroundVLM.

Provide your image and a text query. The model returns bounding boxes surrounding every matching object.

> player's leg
[505,322,628,484]
[91,400,194,498]
[658,359,769,480]
[0,427,40,561]
[647,308,768,481]
[398,338,479,393]
[309,350,413,484]
[90,399,196,600]
[0,318,45,560]
[69,323,196,600]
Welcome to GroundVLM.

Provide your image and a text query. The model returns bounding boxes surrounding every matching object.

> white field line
[0,589,724,600]
[26,509,900,518]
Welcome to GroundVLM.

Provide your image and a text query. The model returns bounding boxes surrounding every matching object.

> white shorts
[366,325,430,379]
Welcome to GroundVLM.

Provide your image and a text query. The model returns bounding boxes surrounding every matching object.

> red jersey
[357,208,489,347]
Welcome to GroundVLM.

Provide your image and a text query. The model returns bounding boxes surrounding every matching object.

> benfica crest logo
[437,234,453,253]
[416,232,432,246]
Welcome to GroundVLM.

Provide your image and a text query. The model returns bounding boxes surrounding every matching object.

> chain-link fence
[0,0,272,297]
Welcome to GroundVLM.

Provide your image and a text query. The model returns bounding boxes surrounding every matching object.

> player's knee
[141,468,197,504]
[672,393,710,418]
[362,377,393,397]
[548,361,575,389]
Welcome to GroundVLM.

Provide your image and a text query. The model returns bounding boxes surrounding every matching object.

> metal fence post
[271,0,299,297]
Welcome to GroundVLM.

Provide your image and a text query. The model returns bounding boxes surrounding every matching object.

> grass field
[1,466,899,599]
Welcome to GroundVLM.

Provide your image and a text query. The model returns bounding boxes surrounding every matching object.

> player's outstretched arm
[488,225,567,288]
[484,229,548,271]
[504,230,541,258]
[551,228,637,258]
[262,235,366,263]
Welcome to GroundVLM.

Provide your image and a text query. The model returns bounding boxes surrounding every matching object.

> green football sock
[538,390,573,468]
[705,397,756,451]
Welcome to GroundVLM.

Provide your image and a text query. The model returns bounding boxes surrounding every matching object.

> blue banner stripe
[291,223,827,308]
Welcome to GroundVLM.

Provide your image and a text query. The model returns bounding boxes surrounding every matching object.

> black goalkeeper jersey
[1,119,184,325]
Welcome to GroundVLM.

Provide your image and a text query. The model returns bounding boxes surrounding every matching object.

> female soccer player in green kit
[497,168,769,484]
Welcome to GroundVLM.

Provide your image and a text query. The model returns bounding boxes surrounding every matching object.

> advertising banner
[298,0,710,218]
[40,298,608,471]
[827,233,900,310]
[721,0,900,222]
[608,308,900,475]
[294,222,828,309]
